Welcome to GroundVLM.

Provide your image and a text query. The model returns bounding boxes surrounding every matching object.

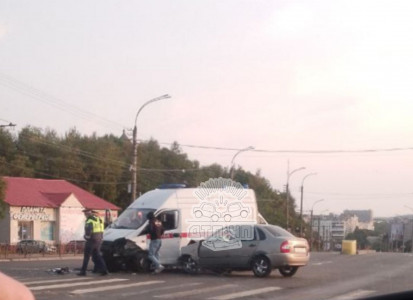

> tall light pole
[131,94,171,202]
[300,172,317,236]
[230,146,254,180]
[286,164,305,230]
[404,205,413,253]
[310,199,324,251]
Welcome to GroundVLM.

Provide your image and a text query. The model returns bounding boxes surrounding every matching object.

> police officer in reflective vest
[77,209,109,276]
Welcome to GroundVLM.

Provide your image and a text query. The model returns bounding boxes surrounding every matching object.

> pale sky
[1,1,413,217]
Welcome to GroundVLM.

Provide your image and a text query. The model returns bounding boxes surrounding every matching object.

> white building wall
[59,194,85,243]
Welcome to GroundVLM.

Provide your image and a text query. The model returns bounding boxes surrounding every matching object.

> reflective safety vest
[86,217,104,234]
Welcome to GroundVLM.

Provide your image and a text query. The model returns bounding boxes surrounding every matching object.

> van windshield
[111,208,156,230]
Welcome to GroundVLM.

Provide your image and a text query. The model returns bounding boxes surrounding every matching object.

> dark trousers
[80,239,107,273]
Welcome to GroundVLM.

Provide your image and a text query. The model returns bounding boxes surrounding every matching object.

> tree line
[0,126,305,232]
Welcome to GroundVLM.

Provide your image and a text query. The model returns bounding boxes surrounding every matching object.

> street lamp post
[230,146,254,180]
[300,172,317,236]
[310,199,324,251]
[404,205,413,253]
[286,165,305,230]
[131,94,171,203]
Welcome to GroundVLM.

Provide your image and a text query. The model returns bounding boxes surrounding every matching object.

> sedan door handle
[249,244,256,247]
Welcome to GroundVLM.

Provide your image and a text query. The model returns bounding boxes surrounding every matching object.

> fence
[0,241,85,259]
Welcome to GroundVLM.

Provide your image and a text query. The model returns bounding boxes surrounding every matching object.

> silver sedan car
[180,224,310,277]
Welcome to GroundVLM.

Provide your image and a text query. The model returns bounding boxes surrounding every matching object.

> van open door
[157,210,181,265]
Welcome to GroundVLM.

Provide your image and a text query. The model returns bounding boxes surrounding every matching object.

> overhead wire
[2,72,413,156]
[0,72,127,131]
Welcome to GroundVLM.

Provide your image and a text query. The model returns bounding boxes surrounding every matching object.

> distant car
[180,224,310,278]
[65,240,86,253]
[16,240,52,254]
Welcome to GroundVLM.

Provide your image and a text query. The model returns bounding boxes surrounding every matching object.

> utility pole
[300,172,317,236]
[131,94,171,203]
[310,199,324,251]
[230,146,254,180]
[285,162,305,230]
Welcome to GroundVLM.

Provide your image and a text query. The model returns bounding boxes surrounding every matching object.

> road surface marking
[331,289,375,300]
[29,278,128,291]
[70,280,164,294]
[208,287,281,300]
[312,261,333,266]
[23,277,94,285]
[154,284,236,298]
[121,282,202,297]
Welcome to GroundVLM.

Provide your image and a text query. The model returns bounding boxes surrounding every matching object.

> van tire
[182,256,199,275]
[137,256,152,273]
[105,258,120,272]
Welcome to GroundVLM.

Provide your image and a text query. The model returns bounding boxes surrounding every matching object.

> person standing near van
[147,212,165,274]
[78,209,109,276]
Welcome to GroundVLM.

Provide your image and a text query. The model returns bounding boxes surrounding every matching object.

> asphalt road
[1,252,413,300]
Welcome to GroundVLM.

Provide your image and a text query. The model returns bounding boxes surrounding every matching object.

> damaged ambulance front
[101,207,155,272]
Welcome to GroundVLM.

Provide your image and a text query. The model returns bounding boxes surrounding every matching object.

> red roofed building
[0,177,120,244]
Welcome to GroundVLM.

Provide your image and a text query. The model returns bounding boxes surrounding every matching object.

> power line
[3,73,413,156]
[158,141,413,154]
[0,72,127,131]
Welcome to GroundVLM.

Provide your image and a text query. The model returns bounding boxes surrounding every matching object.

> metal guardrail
[0,243,85,259]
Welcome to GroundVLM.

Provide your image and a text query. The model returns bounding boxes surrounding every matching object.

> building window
[41,221,55,241]
[18,221,33,240]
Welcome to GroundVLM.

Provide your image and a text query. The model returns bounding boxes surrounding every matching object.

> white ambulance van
[101,185,267,272]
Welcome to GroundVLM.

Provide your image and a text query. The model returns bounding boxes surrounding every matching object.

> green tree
[345,227,373,249]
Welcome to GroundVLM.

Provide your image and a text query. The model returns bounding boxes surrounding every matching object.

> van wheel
[139,256,152,273]
[251,256,271,277]
[182,256,199,275]
[105,258,120,272]
[279,266,298,277]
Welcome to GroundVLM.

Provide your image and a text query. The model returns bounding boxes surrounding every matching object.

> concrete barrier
[341,240,357,255]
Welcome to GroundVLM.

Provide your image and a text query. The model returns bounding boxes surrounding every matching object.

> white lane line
[154,284,236,298]
[70,280,164,295]
[23,277,95,285]
[121,282,202,297]
[208,287,281,300]
[330,289,375,300]
[29,278,128,291]
[312,261,333,266]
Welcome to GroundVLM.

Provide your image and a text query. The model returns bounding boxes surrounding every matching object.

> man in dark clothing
[77,209,109,276]
[147,212,165,274]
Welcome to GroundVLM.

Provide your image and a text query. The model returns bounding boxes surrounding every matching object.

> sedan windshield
[110,208,155,230]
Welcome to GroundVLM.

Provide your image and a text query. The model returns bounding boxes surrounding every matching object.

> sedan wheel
[278,266,298,277]
[251,256,271,277]
[182,256,199,275]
